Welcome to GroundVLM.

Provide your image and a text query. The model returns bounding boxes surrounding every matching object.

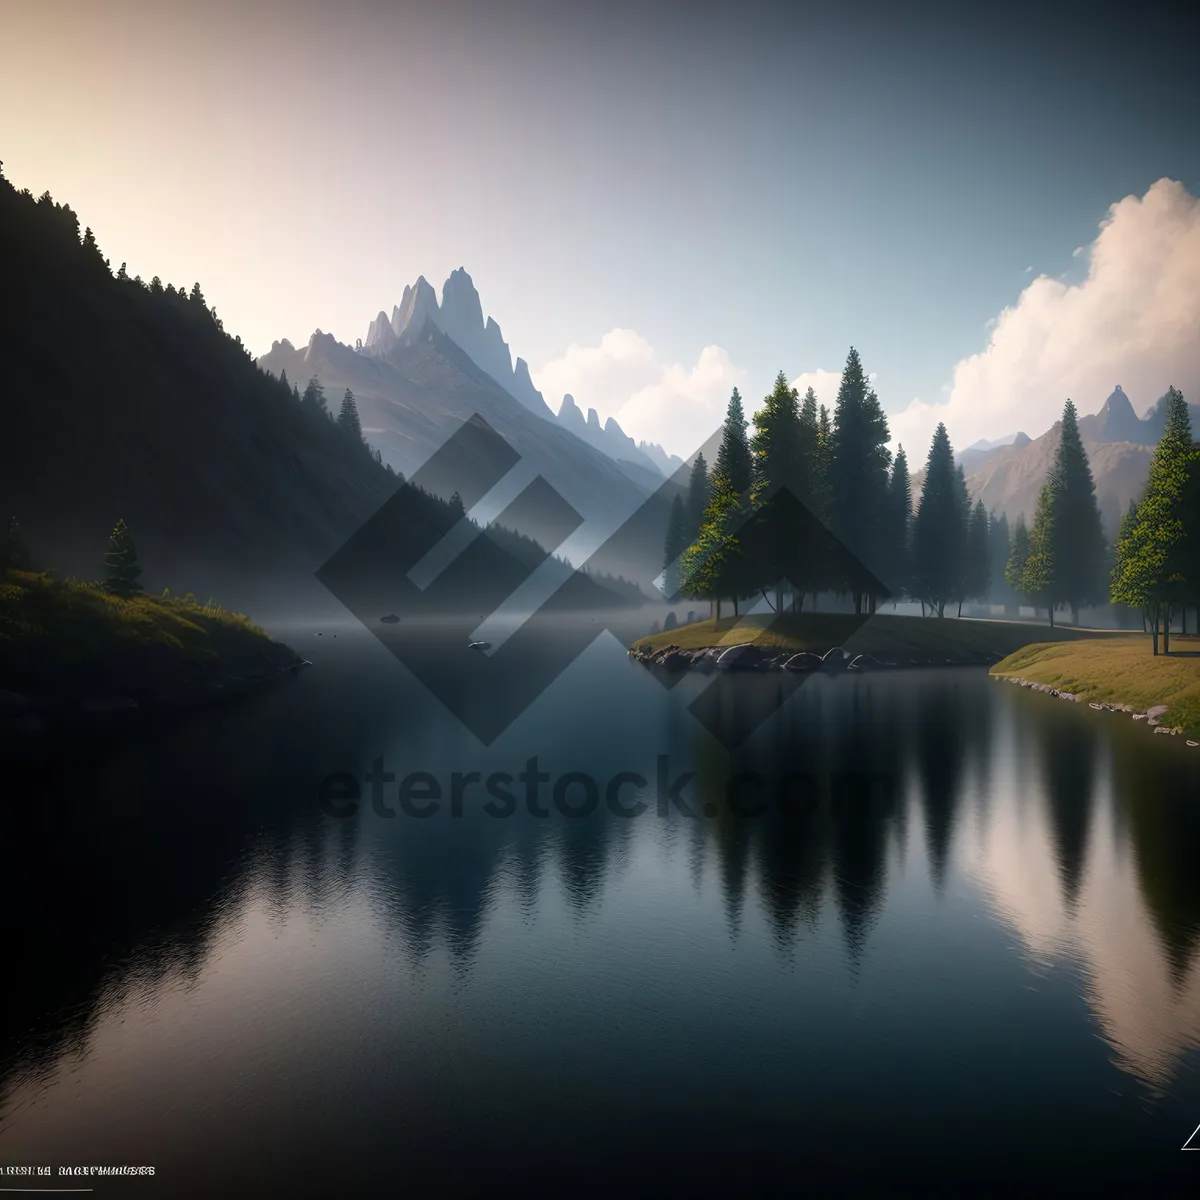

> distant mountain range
[919,385,1200,535]
[349,268,681,482]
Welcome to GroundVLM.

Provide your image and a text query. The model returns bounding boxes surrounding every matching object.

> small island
[0,519,304,748]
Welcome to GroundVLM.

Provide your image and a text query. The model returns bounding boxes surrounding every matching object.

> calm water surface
[2,620,1200,1193]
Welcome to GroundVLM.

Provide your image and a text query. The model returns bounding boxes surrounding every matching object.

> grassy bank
[633,612,1111,661]
[991,636,1200,738]
[0,569,301,729]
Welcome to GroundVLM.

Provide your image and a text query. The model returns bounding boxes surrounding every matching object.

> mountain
[259,321,662,560]
[951,388,1198,535]
[555,393,680,479]
[0,175,397,608]
[358,269,677,479]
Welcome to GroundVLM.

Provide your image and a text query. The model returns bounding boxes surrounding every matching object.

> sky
[2,0,1198,460]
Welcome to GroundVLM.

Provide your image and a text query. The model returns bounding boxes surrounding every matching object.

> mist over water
[2,622,1199,1192]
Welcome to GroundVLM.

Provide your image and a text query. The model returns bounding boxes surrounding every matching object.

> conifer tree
[884,446,912,602]
[1005,515,1031,605]
[829,348,891,612]
[189,282,206,307]
[715,388,753,496]
[1023,481,1057,626]
[966,500,990,610]
[911,424,964,617]
[685,452,710,544]
[1046,399,1107,624]
[1111,387,1196,653]
[988,511,1012,612]
[337,388,364,442]
[301,376,327,415]
[662,492,687,600]
[679,469,750,619]
[104,519,143,598]
[449,491,465,519]
[814,403,833,523]
[750,372,805,609]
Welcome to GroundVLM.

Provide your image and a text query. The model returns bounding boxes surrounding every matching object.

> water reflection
[2,657,1200,1188]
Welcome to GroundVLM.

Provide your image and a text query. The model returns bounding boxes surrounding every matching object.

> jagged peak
[513,357,534,384]
[1012,431,1031,448]
[586,407,601,430]
[560,393,579,413]
[604,416,627,437]
[270,338,294,354]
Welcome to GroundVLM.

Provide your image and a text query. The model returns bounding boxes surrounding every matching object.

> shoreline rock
[994,673,1194,745]
[629,643,995,675]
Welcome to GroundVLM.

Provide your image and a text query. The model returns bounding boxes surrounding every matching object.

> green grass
[0,569,285,697]
[633,611,1112,660]
[991,635,1200,737]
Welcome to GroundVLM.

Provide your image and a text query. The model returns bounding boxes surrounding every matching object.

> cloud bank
[533,329,748,456]
[889,178,1200,457]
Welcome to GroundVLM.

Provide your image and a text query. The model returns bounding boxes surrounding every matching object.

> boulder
[782,652,822,672]
[686,611,697,625]
[654,648,693,671]
[819,647,850,673]
[715,643,769,670]
[663,611,678,631]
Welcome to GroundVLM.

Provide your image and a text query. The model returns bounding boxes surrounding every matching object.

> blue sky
[2,0,1197,456]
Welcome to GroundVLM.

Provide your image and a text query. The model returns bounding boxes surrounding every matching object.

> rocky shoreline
[0,642,310,754]
[628,642,1004,673]
[994,673,1200,747]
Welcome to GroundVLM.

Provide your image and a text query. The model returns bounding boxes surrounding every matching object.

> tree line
[662,351,1198,654]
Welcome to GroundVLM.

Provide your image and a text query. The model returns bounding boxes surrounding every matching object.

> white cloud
[1072,245,1084,257]
[532,331,748,456]
[887,178,1200,457]
[790,368,842,406]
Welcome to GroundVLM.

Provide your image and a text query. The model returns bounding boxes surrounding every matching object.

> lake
[2,618,1199,1193]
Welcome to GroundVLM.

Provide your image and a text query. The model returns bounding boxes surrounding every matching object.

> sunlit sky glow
[3,0,1197,456]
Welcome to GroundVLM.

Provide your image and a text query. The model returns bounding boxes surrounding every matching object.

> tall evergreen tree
[829,348,891,612]
[679,469,750,620]
[662,492,687,600]
[685,452,710,544]
[1046,399,1107,624]
[301,376,328,415]
[911,424,964,617]
[988,511,1012,612]
[966,500,990,610]
[104,519,143,598]
[337,388,364,442]
[1005,515,1031,605]
[814,403,833,524]
[715,388,753,496]
[884,446,912,601]
[750,372,805,610]
[1111,387,1196,653]
[1023,481,1057,626]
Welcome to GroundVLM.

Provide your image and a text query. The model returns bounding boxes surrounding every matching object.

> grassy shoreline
[991,636,1200,739]
[0,569,303,743]
[632,612,1114,661]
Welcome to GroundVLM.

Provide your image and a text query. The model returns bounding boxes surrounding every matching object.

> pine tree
[885,446,912,601]
[988,511,1012,612]
[679,469,750,620]
[814,403,833,523]
[750,372,805,610]
[685,452,710,544]
[966,500,990,610]
[301,376,327,415]
[117,262,128,281]
[1047,399,1107,624]
[279,369,289,392]
[912,424,965,617]
[1,517,30,572]
[189,282,206,307]
[104,519,143,598]
[1005,515,1031,604]
[1111,387,1196,654]
[449,491,465,519]
[1023,481,1057,626]
[662,492,687,600]
[715,388,753,497]
[337,388,364,442]
[829,348,891,612]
